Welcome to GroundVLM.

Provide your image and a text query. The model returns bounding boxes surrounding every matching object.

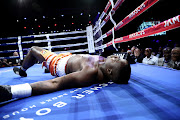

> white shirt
[142,55,158,65]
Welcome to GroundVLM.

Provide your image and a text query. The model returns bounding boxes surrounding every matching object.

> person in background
[134,48,144,63]
[142,48,158,65]
[11,52,21,66]
[156,47,163,58]
[1,59,12,67]
[130,46,136,56]
[167,47,180,70]
[158,47,171,67]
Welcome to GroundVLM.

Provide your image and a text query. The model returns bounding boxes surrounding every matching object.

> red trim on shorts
[49,55,57,76]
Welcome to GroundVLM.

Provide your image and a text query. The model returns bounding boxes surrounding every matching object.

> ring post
[18,36,23,60]
[86,25,95,54]
[46,34,52,52]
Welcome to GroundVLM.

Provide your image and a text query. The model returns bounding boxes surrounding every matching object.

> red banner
[106,15,180,47]
[106,0,159,36]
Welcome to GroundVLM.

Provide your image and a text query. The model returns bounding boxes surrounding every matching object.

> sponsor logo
[129,30,145,39]
[2,82,114,120]
[164,15,180,27]
[129,3,145,19]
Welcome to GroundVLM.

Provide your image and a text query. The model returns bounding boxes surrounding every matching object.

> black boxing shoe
[0,85,12,102]
[13,67,27,77]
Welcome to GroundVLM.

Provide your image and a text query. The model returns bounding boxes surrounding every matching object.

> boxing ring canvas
[0,63,180,120]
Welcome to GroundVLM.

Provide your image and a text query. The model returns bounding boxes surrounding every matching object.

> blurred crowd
[0,46,180,70]
[126,46,180,70]
[0,52,21,68]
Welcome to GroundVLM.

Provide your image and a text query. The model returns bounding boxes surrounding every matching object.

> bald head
[171,47,180,62]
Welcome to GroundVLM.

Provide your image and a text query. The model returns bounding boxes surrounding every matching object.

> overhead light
[43,16,45,18]
[80,13,83,15]
[35,19,37,21]
[24,18,27,20]
[61,15,64,17]
[17,20,19,22]
[98,12,100,14]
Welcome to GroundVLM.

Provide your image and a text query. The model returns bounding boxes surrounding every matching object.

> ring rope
[94,0,125,36]
[94,0,159,44]
[55,48,89,54]
[95,15,180,50]
[42,42,88,49]
[94,0,112,30]
[21,30,87,38]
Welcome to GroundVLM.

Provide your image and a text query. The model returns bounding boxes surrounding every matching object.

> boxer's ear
[106,68,112,75]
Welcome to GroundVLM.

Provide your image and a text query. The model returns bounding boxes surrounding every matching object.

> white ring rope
[94,1,112,30]
[42,42,88,49]
[93,0,125,36]
[33,36,87,43]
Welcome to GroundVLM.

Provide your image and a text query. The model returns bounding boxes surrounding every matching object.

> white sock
[20,66,27,71]
[11,83,32,99]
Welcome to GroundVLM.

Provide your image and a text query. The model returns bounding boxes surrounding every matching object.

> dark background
[0,0,179,56]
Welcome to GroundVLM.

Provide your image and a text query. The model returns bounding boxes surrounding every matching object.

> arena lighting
[61,15,64,17]
[43,16,45,18]
[98,12,100,14]
[53,18,56,20]
[24,18,27,20]
[24,27,26,29]
[80,13,83,15]
[38,25,40,27]
[48,26,50,28]
[72,23,74,25]
[72,16,74,18]
[35,19,37,21]
[17,20,19,22]
[54,24,57,26]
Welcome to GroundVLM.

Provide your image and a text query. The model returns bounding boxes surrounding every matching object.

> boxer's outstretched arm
[0,67,97,102]
[31,68,96,96]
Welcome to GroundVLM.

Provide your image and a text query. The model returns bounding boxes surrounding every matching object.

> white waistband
[56,55,72,77]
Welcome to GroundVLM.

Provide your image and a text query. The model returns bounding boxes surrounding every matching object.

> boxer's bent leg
[22,46,45,70]
[13,46,46,77]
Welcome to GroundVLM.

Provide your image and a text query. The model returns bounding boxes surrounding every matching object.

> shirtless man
[0,46,131,102]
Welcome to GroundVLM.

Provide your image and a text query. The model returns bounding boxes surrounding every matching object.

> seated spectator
[1,59,12,67]
[167,47,180,70]
[156,47,163,58]
[0,60,3,68]
[134,48,144,63]
[142,48,158,65]
[12,52,21,66]
[158,47,171,67]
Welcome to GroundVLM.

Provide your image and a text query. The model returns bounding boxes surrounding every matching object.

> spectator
[167,47,180,70]
[8,52,21,66]
[142,48,158,65]
[1,59,11,67]
[0,60,3,68]
[156,47,163,58]
[134,48,144,63]
[158,47,171,67]
[130,46,136,56]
